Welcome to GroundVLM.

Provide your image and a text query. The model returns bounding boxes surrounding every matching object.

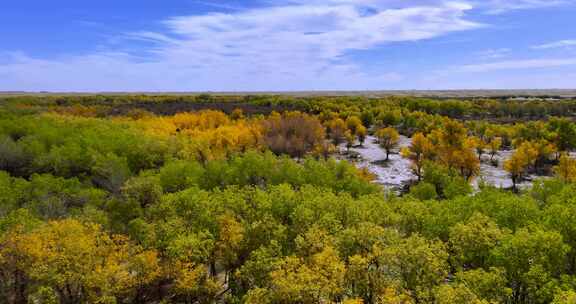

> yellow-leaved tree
[488,137,502,161]
[436,120,480,181]
[269,246,346,303]
[555,154,576,183]
[504,144,537,192]
[376,127,400,161]
[0,219,160,303]
[402,132,433,180]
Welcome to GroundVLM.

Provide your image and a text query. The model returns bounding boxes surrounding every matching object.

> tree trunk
[13,271,27,304]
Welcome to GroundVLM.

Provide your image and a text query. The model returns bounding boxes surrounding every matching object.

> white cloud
[454,58,576,72]
[0,1,481,91]
[279,0,574,13]
[533,40,576,49]
[479,0,572,14]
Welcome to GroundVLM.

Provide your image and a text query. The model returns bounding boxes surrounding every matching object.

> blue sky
[1,0,575,91]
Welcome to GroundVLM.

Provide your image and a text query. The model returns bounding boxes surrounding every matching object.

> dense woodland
[2,95,576,303]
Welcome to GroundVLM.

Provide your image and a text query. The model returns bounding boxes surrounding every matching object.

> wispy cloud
[273,0,574,11]
[454,58,576,72]
[479,0,572,14]
[0,1,481,91]
[532,40,576,49]
[1,0,574,91]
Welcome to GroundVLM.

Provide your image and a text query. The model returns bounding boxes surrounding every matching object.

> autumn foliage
[261,111,325,158]
[1,94,576,303]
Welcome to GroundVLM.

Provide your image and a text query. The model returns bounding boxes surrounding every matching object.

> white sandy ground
[472,150,539,190]
[343,135,563,192]
[347,135,416,189]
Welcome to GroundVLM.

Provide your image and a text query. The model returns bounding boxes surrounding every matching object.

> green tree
[456,268,512,303]
[449,213,506,269]
[375,234,449,302]
[491,227,570,303]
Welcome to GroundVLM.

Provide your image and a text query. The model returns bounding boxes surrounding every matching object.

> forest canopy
[2,94,576,304]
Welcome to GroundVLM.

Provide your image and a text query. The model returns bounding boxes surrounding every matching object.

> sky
[1,0,575,92]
